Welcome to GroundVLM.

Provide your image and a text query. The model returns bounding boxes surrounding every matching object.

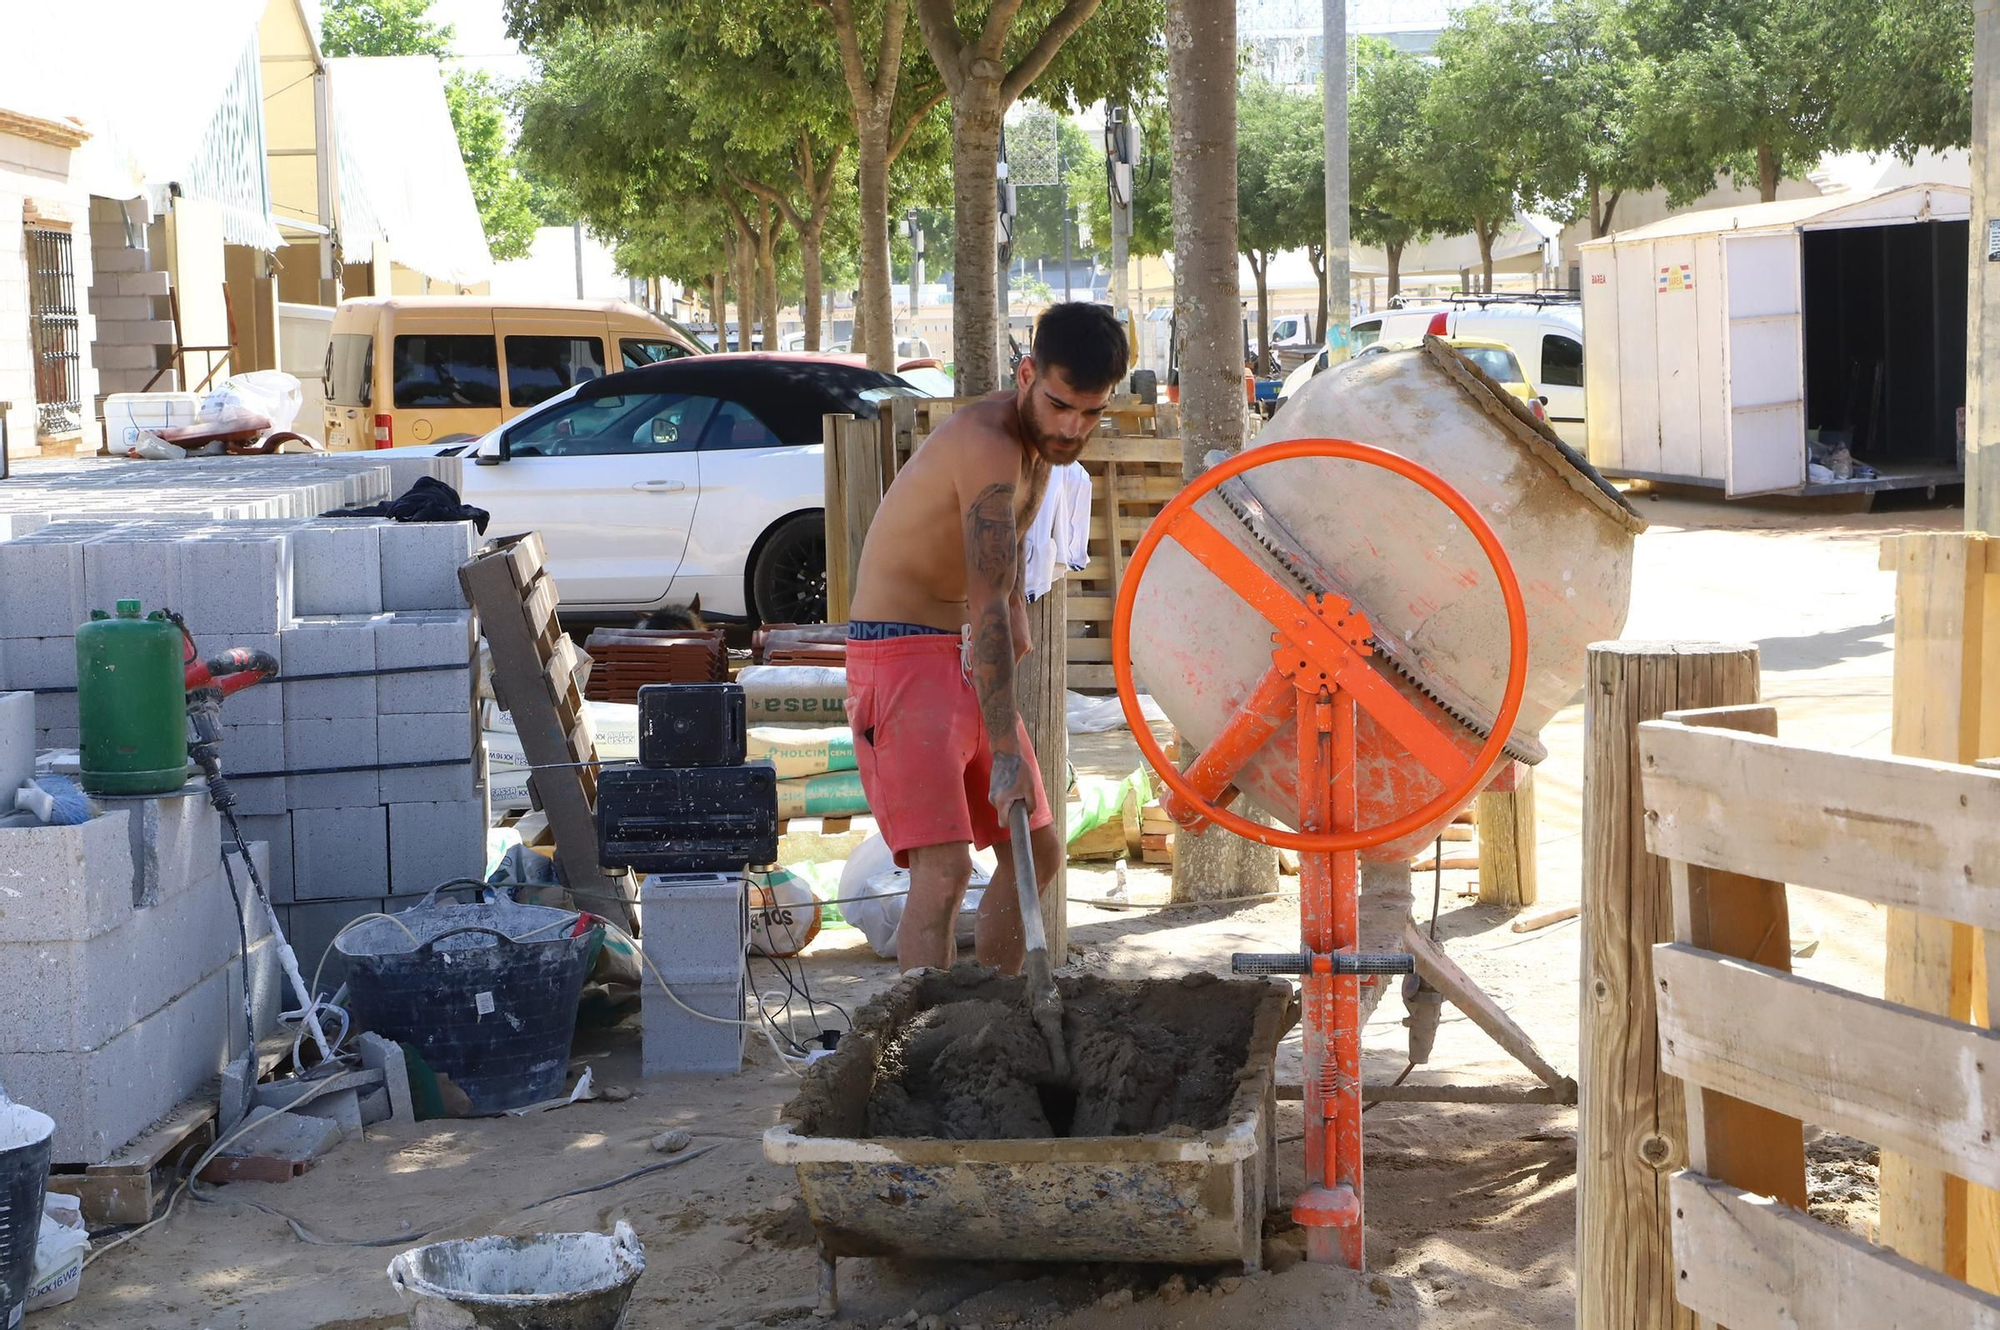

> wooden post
[1475,764,1536,908]
[1016,588,1070,960]
[1878,531,2000,1285]
[1577,641,1759,1330]
[822,413,852,623]
[840,414,884,606]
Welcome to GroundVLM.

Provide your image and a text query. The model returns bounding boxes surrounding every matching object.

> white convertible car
[379,355,926,623]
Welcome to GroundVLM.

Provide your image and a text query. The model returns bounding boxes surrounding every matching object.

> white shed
[1579,184,1970,497]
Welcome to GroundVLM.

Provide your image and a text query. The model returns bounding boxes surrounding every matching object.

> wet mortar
[788,964,1274,1141]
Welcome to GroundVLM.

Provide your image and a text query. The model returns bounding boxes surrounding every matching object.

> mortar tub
[763,973,1294,1314]
[1128,336,1646,862]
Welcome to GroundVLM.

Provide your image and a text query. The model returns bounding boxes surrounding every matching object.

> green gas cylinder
[77,600,189,795]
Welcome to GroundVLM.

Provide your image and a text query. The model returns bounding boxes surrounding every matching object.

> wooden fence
[1640,709,2000,1326]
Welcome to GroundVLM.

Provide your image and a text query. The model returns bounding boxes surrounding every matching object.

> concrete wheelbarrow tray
[762,970,1296,1315]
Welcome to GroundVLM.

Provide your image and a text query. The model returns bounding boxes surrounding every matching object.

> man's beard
[1022,396,1084,461]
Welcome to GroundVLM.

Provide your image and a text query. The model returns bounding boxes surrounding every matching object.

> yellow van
[322,297,707,450]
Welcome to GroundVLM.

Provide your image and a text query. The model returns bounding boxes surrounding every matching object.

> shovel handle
[1008,801,1050,959]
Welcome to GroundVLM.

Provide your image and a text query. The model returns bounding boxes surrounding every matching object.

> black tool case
[596,760,778,872]
[638,682,748,768]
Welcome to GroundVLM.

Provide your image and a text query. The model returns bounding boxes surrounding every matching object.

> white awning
[327,57,492,287]
[0,0,284,249]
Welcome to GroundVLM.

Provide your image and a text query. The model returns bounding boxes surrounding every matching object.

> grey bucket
[0,1099,54,1329]
[387,1221,645,1329]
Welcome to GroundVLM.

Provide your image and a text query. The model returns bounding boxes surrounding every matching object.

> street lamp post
[906,210,925,340]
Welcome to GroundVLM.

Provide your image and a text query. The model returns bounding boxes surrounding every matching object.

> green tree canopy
[1238,78,1323,366]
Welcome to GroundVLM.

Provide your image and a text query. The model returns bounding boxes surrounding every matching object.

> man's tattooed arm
[964,481,1022,757]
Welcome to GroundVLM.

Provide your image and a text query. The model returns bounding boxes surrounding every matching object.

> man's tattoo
[965,482,1021,757]
[966,483,1018,585]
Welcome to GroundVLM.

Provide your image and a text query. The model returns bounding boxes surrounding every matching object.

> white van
[1349,298,1586,448]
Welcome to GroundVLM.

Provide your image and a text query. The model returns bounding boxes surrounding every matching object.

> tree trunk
[1309,244,1328,347]
[1597,188,1622,239]
[756,202,781,353]
[1756,143,1779,201]
[1478,221,1495,293]
[710,270,728,348]
[949,82,1006,393]
[1252,253,1271,375]
[1386,241,1402,299]
[856,120,896,370]
[1166,0,1278,904]
[734,226,756,352]
[799,222,824,352]
[1588,178,1603,239]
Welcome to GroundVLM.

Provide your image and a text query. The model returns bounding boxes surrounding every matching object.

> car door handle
[630,480,686,492]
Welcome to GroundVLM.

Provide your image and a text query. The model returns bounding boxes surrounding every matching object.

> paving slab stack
[0,457,493,1159]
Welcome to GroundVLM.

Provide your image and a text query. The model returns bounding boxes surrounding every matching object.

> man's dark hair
[1029,302,1129,394]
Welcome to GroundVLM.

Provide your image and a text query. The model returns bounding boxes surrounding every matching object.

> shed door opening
[1801,220,1968,486]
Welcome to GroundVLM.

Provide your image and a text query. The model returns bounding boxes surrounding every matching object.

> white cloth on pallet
[1024,462,1092,602]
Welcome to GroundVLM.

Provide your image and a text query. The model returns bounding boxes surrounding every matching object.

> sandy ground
[47,490,1952,1330]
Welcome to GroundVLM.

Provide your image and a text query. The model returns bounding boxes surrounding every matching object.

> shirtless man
[846,303,1129,973]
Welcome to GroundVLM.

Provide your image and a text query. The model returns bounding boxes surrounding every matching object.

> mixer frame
[1110,438,1530,1269]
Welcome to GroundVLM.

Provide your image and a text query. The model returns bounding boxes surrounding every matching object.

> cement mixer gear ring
[1110,437,1530,855]
[1213,476,1543,764]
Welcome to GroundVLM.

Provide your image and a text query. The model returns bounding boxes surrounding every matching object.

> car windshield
[506,390,720,457]
[661,316,714,354]
[1457,346,1525,384]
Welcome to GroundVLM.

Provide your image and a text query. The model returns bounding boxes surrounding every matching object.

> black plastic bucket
[0,1100,54,1328]
[337,884,596,1114]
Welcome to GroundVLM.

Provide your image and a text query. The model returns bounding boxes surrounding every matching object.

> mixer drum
[1128,337,1645,861]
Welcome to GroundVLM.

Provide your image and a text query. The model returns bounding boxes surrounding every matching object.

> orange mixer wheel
[1109,437,1529,854]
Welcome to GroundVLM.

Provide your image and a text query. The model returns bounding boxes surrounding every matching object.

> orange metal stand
[1110,439,1529,1268]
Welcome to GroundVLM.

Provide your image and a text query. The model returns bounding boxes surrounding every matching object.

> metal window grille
[26,227,82,436]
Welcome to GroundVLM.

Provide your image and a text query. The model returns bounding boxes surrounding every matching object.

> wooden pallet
[1639,709,2000,1327]
[56,1097,217,1226]
[461,532,635,926]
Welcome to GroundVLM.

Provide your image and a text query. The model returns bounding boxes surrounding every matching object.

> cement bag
[746,726,855,778]
[776,770,869,819]
[739,665,847,725]
[749,872,822,957]
[836,834,988,960]
[199,370,303,433]
[485,700,637,810]
[26,1192,87,1311]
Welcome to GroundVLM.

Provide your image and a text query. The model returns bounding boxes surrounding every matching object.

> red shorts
[845,632,1052,867]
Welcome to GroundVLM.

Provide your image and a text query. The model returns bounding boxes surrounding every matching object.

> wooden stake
[1016,588,1069,960]
[1475,764,1537,908]
[822,413,852,623]
[1576,641,1759,1330]
[1879,532,2000,1285]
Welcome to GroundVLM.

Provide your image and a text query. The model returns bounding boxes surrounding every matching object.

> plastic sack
[26,1192,87,1311]
[835,833,990,960]
[484,699,637,810]
[749,872,822,957]
[198,370,303,433]
[1066,689,1168,734]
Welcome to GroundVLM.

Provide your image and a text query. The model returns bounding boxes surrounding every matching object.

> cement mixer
[1110,336,1643,1269]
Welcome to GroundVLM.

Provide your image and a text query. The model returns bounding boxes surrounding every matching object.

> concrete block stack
[0,457,490,996]
[639,871,750,1075]
[0,798,281,1164]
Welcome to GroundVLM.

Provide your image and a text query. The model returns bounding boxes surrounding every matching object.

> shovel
[1009,801,1069,1081]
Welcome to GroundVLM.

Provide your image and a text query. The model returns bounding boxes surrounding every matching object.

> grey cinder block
[376,712,472,804]
[642,973,746,1076]
[0,636,76,692]
[387,799,487,896]
[638,872,749,983]
[227,814,293,903]
[0,539,85,638]
[379,521,476,611]
[281,616,379,719]
[176,532,292,634]
[357,1031,414,1124]
[285,716,379,808]
[292,521,384,616]
[374,611,474,714]
[291,806,388,901]
[280,897,392,995]
[0,812,133,943]
[82,531,185,613]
